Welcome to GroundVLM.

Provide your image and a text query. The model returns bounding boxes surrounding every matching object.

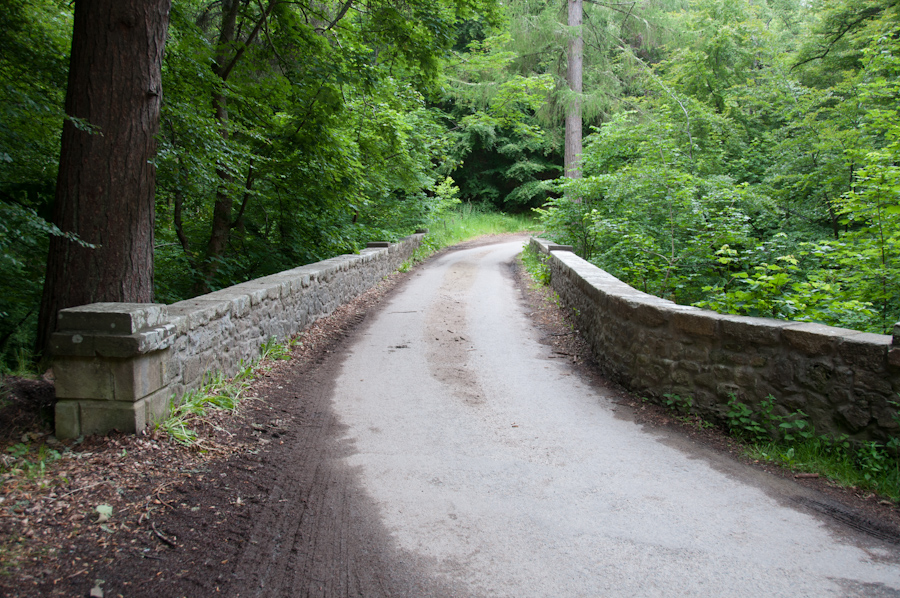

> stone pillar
[891,322,900,368]
[50,303,175,438]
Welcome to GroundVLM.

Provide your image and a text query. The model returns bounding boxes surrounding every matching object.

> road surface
[326,238,900,597]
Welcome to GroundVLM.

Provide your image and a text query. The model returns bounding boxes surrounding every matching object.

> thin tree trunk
[200,0,274,293]
[565,0,583,182]
[37,0,171,359]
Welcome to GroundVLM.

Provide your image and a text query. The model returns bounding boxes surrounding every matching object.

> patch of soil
[0,377,56,439]
[2,233,898,597]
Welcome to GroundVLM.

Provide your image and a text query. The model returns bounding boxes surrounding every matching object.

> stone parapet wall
[51,235,424,438]
[530,238,900,442]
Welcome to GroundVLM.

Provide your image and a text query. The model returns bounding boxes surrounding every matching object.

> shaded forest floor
[1,233,899,597]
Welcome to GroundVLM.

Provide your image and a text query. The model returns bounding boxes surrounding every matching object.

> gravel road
[328,237,900,597]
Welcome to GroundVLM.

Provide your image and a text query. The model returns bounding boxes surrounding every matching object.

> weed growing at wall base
[156,336,291,446]
[727,394,900,501]
[656,392,900,501]
[521,243,551,286]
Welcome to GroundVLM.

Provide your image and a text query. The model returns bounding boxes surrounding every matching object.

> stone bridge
[50,235,900,443]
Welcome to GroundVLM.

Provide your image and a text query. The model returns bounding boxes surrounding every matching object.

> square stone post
[891,322,900,368]
[50,303,176,439]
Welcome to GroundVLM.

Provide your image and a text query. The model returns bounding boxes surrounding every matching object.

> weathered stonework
[530,237,900,442]
[52,234,424,438]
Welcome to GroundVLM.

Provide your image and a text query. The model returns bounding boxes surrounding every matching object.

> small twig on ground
[151,521,178,548]
[49,481,107,502]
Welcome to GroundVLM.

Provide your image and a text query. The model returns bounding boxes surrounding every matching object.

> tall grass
[404,205,538,268]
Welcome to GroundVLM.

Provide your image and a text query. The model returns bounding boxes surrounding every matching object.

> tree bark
[565,0,583,181]
[36,0,171,358]
[200,0,274,293]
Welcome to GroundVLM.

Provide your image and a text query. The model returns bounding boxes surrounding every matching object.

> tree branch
[790,7,882,72]
[315,0,353,33]
[230,162,255,229]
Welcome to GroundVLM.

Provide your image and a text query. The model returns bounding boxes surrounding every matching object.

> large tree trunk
[36,0,171,359]
[565,0,583,181]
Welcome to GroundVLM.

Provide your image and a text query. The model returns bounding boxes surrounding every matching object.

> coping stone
[720,315,790,345]
[671,309,724,337]
[783,322,860,356]
[837,332,891,370]
[57,303,168,334]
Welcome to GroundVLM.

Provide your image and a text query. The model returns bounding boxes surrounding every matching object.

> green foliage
[440,32,561,209]
[724,393,900,500]
[725,396,771,443]
[537,0,900,334]
[520,243,550,286]
[1,442,63,481]
[662,393,694,416]
[0,0,72,371]
[401,204,535,270]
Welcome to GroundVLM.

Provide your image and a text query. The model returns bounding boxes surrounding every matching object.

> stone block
[695,372,717,389]
[204,290,253,317]
[838,402,872,432]
[720,315,789,345]
[894,322,900,345]
[143,387,171,425]
[672,308,720,337]
[55,401,81,439]
[616,297,667,327]
[54,351,169,403]
[889,348,900,368]
[92,328,169,358]
[80,400,145,435]
[367,241,390,248]
[57,303,168,334]
[837,332,890,370]
[671,368,692,385]
[54,357,115,400]
[854,370,893,394]
[783,322,856,356]
[51,324,175,359]
[167,300,216,329]
[874,401,900,431]
[50,332,96,357]
[110,351,168,402]
[798,360,841,394]
[734,367,760,388]
[721,351,767,367]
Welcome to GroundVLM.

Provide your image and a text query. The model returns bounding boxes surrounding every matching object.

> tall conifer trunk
[37,0,171,358]
[565,0,583,181]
